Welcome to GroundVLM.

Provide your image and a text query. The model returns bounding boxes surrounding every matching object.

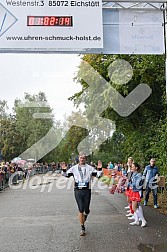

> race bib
[78,182,87,188]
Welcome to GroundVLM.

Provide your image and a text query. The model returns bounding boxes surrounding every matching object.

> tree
[0,100,17,160]
[0,92,55,162]
[70,54,166,171]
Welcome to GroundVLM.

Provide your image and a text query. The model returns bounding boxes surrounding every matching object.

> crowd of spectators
[0,160,77,191]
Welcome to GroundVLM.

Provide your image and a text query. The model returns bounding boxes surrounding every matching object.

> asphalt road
[0,174,167,252]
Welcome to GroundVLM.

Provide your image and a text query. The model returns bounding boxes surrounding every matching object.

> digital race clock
[27,16,73,27]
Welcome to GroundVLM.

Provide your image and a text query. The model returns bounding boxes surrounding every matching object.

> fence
[0,164,62,192]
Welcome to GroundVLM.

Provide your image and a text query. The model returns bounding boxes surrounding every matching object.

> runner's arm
[65,167,74,178]
[92,167,103,178]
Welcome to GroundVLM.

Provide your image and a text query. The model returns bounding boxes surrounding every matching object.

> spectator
[129,163,147,227]
[61,161,67,176]
[143,158,159,208]
[0,166,5,190]
[125,157,134,212]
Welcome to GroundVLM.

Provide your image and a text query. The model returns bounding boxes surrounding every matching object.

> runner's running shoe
[80,229,86,236]
[125,206,130,209]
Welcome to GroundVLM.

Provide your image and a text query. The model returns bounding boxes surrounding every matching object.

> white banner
[86,9,165,55]
[119,10,164,54]
[0,0,103,49]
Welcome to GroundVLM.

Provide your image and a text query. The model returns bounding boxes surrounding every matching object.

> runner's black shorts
[74,188,91,214]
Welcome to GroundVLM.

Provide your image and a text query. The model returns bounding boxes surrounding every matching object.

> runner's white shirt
[66,164,98,183]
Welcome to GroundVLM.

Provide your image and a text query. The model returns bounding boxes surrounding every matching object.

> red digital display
[27,16,73,27]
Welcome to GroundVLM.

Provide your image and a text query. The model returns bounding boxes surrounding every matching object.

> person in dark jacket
[143,158,159,208]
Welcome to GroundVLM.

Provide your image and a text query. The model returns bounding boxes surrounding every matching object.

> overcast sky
[0,54,82,121]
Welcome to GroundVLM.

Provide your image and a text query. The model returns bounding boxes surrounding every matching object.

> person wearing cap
[65,152,100,236]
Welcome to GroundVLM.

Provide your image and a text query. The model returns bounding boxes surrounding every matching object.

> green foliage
[1,54,167,174]
[150,119,167,175]
[0,92,55,162]
[70,54,167,174]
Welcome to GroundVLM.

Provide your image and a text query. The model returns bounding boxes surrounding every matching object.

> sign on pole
[86,9,165,55]
[0,2,165,54]
[0,0,103,49]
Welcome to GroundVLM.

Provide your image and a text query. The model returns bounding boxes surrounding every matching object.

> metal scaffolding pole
[164,2,167,96]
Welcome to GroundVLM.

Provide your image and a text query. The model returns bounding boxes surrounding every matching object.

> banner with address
[0,0,103,49]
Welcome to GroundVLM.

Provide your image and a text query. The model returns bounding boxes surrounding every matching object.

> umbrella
[11,157,21,163]
[16,159,27,165]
